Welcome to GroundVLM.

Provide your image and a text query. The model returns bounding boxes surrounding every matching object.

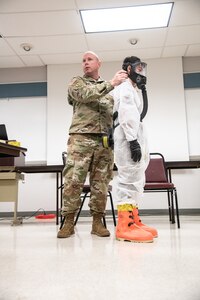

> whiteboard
[185,88,200,156]
[0,97,47,162]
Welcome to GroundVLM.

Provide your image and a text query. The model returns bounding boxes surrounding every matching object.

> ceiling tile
[0,56,25,68]
[186,44,200,56]
[40,53,84,65]
[6,35,88,55]
[162,45,188,57]
[20,55,45,67]
[131,47,163,59]
[170,0,200,26]
[96,47,163,62]
[166,25,200,46]
[0,11,83,37]
[0,38,16,56]
[86,28,167,51]
[0,0,77,12]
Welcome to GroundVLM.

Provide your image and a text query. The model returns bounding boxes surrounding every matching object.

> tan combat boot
[91,214,110,237]
[57,213,75,238]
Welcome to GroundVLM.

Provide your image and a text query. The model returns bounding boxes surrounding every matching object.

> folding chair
[144,152,180,228]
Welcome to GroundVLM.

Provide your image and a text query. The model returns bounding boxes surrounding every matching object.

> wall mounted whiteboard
[0,97,47,162]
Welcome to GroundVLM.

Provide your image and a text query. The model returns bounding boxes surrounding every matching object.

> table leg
[60,172,63,224]
[56,173,59,225]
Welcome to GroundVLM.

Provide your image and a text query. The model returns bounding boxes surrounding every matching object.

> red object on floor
[35,214,56,219]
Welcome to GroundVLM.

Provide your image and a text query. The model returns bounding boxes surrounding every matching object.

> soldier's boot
[57,213,75,238]
[91,214,110,237]
[132,207,158,238]
[116,204,153,243]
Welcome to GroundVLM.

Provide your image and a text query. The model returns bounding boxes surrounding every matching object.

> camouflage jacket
[68,75,114,134]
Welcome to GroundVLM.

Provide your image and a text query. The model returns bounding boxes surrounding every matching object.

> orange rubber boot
[133,207,158,238]
[116,205,153,243]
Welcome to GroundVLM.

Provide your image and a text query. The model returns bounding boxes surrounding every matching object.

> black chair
[144,152,180,228]
[60,152,116,228]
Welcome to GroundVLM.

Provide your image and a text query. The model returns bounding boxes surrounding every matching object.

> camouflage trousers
[61,134,114,217]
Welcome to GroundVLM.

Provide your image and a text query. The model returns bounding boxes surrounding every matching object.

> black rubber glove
[129,140,142,162]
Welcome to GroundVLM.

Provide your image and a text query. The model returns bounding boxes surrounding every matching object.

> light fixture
[129,38,138,45]
[20,43,33,52]
[80,2,174,33]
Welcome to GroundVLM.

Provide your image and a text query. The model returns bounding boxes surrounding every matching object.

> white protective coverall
[113,79,149,205]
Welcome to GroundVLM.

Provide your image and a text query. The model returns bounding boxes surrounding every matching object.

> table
[15,165,64,225]
[166,160,200,169]
[0,142,27,225]
[0,142,27,157]
[166,160,200,182]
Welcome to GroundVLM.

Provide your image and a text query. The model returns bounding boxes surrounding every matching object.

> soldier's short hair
[83,51,100,61]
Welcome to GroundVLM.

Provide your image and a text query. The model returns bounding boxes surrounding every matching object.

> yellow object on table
[7,141,21,147]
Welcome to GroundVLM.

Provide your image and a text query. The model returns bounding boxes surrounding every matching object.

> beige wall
[47,57,188,164]
[0,56,200,213]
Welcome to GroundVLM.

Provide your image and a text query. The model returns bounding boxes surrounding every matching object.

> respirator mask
[128,61,147,90]
[122,57,148,121]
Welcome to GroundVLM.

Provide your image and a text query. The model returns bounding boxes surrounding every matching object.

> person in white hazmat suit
[113,56,158,243]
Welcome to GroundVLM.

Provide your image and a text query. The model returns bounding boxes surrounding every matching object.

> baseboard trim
[1,208,200,219]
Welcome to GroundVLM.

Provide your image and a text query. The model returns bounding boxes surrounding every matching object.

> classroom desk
[15,165,64,225]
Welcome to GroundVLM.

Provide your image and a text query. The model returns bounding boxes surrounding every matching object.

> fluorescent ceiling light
[80,2,173,33]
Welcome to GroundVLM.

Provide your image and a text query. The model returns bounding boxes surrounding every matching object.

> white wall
[0,57,200,214]
[0,97,47,162]
[145,57,189,160]
[47,57,189,164]
[185,88,200,156]
[46,64,81,164]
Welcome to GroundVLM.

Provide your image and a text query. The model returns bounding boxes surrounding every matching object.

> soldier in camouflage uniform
[57,51,127,238]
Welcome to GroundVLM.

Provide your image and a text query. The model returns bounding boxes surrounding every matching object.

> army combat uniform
[61,75,114,218]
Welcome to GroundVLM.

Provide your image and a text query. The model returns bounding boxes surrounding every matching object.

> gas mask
[122,59,148,121]
[128,61,147,90]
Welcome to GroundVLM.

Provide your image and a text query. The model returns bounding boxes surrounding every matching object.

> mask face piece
[129,61,147,89]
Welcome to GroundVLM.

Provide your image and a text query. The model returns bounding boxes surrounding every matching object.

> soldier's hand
[110,70,128,87]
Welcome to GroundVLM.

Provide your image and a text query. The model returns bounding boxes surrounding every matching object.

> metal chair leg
[59,216,65,230]
[167,190,172,221]
[74,192,89,225]
[108,191,116,226]
[174,188,180,228]
[171,190,175,224]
